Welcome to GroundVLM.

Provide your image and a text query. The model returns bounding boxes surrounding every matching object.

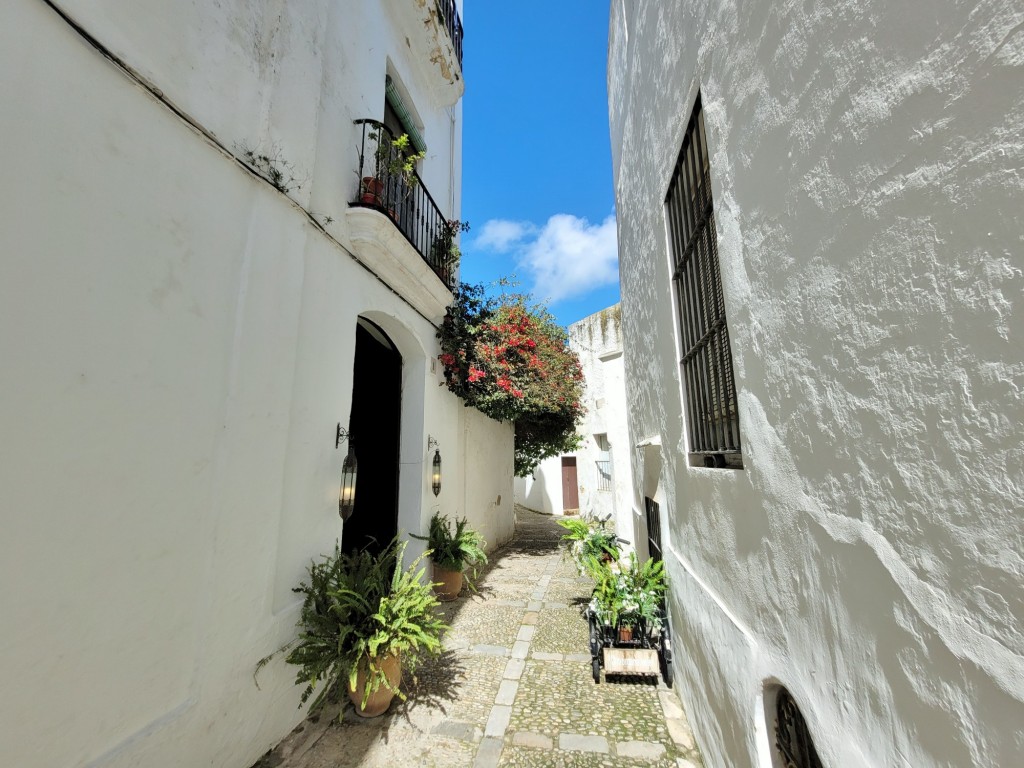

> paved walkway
[253,507,704,768]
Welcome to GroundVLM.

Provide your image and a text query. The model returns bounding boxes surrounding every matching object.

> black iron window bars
[665,95,742,468]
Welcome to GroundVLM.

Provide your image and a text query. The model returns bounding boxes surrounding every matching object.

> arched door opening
[342,317,403,558]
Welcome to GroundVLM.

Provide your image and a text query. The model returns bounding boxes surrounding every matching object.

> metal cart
[586,604,673,686]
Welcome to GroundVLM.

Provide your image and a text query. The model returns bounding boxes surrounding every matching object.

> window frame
[665,93,743,469]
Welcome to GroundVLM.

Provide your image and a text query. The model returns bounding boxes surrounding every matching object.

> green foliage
[438,282,585,476]
[371,129,425,191]
[284,538,447,712]
[430,220,471,278]
[556,514,621,578]
[589,553,667,630]
[413,513,488,590]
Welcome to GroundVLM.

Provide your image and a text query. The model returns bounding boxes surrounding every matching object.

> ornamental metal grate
[665,95,742,467]
[435,0,464,69]
[774,688,825,768]
[351,119,458,290]
[644,497,662,563]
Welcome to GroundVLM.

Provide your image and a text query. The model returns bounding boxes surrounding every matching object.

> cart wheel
[592,657,601,684]
[661,634,673,688]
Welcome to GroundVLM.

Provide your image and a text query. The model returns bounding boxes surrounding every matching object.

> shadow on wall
[514,472,560,516]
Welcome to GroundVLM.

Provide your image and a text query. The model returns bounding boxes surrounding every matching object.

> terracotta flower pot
[360,176,384,205]
[618,625,634,643]
[348,652,402,718]
[431,563,464,601]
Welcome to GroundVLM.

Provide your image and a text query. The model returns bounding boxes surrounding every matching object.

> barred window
[665,94,742,468]
[595,434,612,491]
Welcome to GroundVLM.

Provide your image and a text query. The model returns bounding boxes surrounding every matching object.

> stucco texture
[609,1,1023,766]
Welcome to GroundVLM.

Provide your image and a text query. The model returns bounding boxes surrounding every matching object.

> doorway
[561,456,579,514]
[342,318,403,558]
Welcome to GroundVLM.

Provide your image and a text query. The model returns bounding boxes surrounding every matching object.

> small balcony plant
[414,512,487,601]
[360,128,425,210]
[430,220,470,285]
[283,537,447,718]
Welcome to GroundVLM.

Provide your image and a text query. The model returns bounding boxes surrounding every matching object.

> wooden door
[561,456,579,513]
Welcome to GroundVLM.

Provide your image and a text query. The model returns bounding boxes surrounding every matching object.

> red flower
[468,367,486,382]
[440,353,455,367]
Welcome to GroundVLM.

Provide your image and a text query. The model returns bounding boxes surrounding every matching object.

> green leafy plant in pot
[430,219,470,285]
[284,537,447,718]
[557,513,621,578]
[414,512,487,601]
[590,552,667,642]
[361,128,425,212]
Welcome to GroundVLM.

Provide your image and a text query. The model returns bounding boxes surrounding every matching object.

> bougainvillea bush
[438,283,584,476]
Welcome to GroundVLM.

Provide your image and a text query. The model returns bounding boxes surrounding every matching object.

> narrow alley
[253,508,704,768]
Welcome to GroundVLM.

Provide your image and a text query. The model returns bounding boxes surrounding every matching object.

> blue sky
[459,1,618,329]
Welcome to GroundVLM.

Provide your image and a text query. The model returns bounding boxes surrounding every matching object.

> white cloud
[519,214,619,303]
[473,219,536,253]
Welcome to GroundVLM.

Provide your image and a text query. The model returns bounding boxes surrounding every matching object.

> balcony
[435,0,464,70]
[385,0,464,105]
[347,120,459,317]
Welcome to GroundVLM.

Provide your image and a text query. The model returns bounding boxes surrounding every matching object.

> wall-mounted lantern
[428,436,442,497]
[337,424,358,520]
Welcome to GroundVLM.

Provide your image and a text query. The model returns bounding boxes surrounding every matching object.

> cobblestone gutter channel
[253,508,704,768]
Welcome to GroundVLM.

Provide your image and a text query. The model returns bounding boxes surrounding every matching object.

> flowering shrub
[438,283,584,476]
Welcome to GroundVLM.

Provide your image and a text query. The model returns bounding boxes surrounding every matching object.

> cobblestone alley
[254,507,704,768]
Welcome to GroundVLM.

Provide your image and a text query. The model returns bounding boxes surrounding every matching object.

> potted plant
[283,537,447,718]
[430,220,471,284]
[414,512,487,601]
[589,553,667,642]
[361,128,425,211]
[557,513,622,578]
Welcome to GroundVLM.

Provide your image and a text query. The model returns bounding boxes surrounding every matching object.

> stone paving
[252,507,704,768]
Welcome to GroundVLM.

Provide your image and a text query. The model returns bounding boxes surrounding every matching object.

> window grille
[774,688,824,768]
[595,460,613,491]
[665,94,742,468]
[644,497,662,562]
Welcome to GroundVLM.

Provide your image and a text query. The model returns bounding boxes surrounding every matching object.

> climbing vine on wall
[438,283,584,476]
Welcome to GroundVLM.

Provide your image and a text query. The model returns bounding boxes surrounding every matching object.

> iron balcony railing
[351,119,458,290]
[435,0,464,69]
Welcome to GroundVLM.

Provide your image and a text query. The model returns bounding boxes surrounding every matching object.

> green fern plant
[557,514,621,577]
[414,513,488,590]
[284,538,447,713]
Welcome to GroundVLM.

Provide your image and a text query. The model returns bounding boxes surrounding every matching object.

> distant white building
[609,1,1023,767]
[0,2,514,766]
[515,305,637,550]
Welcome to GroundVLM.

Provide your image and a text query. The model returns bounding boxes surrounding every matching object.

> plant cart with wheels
[587,602,673,686]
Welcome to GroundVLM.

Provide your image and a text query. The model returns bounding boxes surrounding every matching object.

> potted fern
[414,513,487,601]
[557,514,622,578]
[284,537,447,718]
[590,553,667,643]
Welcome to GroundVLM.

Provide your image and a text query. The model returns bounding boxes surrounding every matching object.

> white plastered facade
[515,306,637,553]
[608,1,1023,767]
[0,1,515,766]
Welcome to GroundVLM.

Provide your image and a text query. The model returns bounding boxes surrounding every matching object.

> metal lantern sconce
[336,424,358,521]
[428,436,442,497]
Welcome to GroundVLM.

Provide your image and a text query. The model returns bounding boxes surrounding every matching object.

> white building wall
[515,306,637,549]
[0,2,511,768]
[609,2,1023,767]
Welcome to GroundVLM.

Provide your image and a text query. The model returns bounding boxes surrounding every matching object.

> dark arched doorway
[342,317,402,558]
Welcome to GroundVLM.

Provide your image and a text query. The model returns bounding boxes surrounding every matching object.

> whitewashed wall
[609,1,1024,767]
[0,2,508,768]
[514,305,637,551]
